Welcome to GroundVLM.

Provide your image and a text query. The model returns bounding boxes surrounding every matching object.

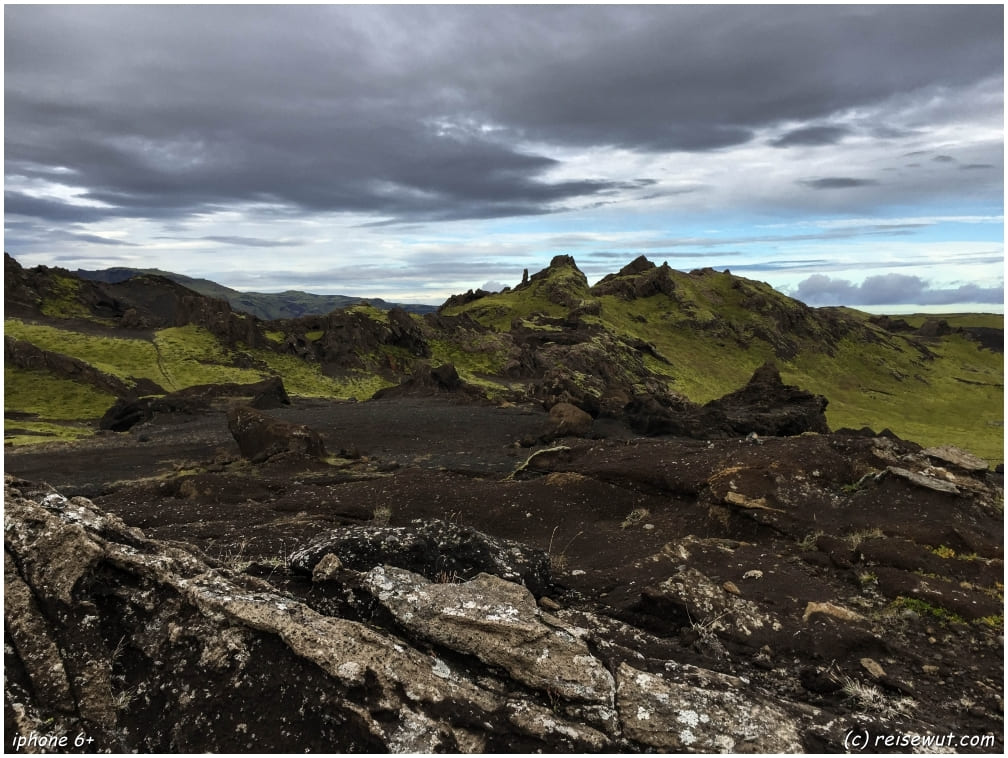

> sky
[4,3,1004,312]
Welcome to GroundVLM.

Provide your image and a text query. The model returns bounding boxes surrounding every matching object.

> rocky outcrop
[371,362,486,402]
[624,362,829,438]
[5,476,856,752]
[697,361,829,436]
[5,409,1004,753]
[364,566,615,705]
[226,404,326,463]
[547,401,593,437]
[290,519,553,596]
[100,376,290,432]
[591,255,678,300]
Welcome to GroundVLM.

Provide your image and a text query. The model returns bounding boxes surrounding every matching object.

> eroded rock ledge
[4,472,1002,753]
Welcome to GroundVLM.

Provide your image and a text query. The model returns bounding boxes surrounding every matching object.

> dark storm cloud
[799,178,879,190]
[794,274,1004,306]
[771,126,850,148]
[4,4,1003,227]
[201,236,305,248]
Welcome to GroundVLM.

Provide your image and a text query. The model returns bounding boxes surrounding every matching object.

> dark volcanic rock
[624,362,829,438]
[372,361,488,402]
[100,377,291,432]
[290,519,553,596]
[698,361,829,437]
[226,404,326,463]
[4,404,1004,753]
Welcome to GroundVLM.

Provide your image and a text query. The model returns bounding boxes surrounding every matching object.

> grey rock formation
[364,566,615,705]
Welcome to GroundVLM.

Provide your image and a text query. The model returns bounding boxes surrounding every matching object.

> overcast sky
[5,4,1004,311]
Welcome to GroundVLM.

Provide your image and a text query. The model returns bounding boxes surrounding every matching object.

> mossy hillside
[4,420,97,446]
[596,293,779,401]
[440,258,593,331]
[5,318,163,389]
[153,325,264,390]
[5,365,115,420]
[784,333,1003,464]
[4,366,115,446]
[440,289,568,332]
[899,313,1005,330]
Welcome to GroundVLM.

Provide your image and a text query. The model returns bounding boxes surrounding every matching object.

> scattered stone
[860,657,887,680]
[802,601,866,624]
[311,553,343,582]
[722,580,741,595]
[640,567,782,647]
[885,466,960,494]
[539,596,562,611]
[724,490,784,512]
[743,569,764,580]
[547,401,594,438]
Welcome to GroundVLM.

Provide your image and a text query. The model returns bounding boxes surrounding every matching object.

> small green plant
[841,471,880,494]
[931,545,957,559]
[892,596,965,625]
[435,569,463,584]
[797,530,824,551]
[112,686,137,711]
[621,507,650,529]
[372,505,392,527]
[846,527,885,550]
[216,539,252,572]
[840,675,917,719]
[857,571,878,587]
[547,526,583,574]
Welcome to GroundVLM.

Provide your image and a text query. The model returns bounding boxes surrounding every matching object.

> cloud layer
[793,274,1004,307]
[4,5,1003,308]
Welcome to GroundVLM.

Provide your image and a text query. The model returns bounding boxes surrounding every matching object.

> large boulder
[290,519,552,595]
[226,404,326,463]
[2,477,608,752]
[547,401,593,438]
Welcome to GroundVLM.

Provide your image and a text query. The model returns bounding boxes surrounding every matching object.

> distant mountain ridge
[74,266,437,319]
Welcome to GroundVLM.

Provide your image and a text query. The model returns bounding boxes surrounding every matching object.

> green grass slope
[446,258,1003,464]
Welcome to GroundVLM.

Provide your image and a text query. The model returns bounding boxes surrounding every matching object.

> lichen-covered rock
[615,663,803,752]
[364,566,615,705]
[2,477,611,752]
[639,566,783,648]
[922,444,990,473]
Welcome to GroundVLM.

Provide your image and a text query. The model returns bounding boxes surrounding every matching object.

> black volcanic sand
[4,395,1004,749]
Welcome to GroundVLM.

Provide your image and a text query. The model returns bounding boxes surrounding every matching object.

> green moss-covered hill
[4,252,1003,464]
[440,255,1003,463]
